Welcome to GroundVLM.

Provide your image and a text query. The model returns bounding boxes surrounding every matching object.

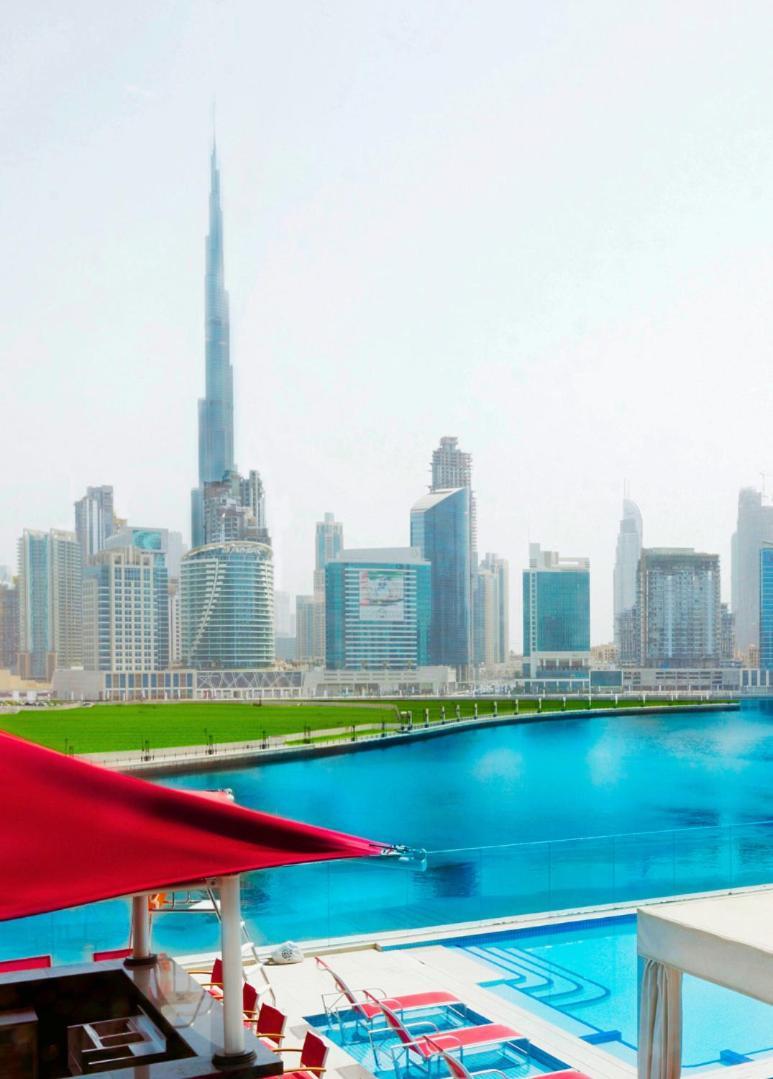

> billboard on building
[131,529,163,552]
[359,570,404,622]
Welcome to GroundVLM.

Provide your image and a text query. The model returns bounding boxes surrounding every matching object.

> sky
[2,1,773,646]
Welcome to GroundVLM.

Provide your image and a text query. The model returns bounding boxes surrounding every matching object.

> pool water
[457,915,773,1070]
[5,703,773,961]
[307,1005,570,1078]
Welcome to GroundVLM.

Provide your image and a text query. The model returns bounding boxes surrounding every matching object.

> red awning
[1,731,387,921]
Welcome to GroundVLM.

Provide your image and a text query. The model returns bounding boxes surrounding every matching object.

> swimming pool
[5,702,773,961]
[454,914,773,1070]
[306,1002,572,1079]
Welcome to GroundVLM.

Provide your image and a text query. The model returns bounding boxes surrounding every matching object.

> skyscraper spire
[199,141,234,484]
[191,141,235,546]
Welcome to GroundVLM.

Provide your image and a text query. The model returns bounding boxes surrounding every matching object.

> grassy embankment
[0,696,727,755]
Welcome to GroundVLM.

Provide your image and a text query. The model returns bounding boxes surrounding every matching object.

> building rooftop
[332,547,427,565]
[411,488,464,512]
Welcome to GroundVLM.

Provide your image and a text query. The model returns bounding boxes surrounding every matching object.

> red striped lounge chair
[379,1002,523,1072]
[92,947,133,962]
[316,955,461,1023]
[0,955,52,973]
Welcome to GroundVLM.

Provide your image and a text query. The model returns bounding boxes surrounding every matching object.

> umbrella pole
[213,874,255,1067]
[124,894,156,967]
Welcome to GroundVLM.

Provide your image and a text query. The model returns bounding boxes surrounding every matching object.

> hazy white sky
[2,1,772,645]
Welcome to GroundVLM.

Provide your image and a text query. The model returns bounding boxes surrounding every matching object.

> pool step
[468,944,610,1009]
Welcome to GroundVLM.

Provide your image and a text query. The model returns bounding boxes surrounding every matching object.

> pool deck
[183,897,773,1079]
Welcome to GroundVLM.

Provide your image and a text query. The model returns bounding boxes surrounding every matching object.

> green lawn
[0,701,400,754]
[0,696,726,755]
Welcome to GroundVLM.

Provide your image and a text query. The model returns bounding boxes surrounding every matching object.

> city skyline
[4,3,773,642]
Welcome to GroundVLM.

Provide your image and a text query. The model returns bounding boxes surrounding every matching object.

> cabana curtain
[637,959,682,1079]
[1,731,386,920]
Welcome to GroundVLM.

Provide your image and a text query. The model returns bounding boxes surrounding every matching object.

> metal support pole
[212,875,255,1068]
[124,894,156,967]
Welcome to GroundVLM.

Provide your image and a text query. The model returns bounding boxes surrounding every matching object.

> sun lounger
[92,947,133,962]
[0,954,52,973]
[378,1001,523,1072]
[278,1030,329,1079]
[316,955,461,1022]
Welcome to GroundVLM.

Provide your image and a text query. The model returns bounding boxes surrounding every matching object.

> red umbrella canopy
[0,731,388,921]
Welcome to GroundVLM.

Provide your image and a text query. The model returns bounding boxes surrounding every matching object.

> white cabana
[637,890,773,1079]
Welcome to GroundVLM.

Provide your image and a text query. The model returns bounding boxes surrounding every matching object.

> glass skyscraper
[181,542,274,669]
[74,485,115,562]
[731,488,773,655]
[191,142,236,548]
[316,512,344,572]
[613,498,643,646]
[325,548,431,670]
[759,545,773,669]
[189,140,272,590]
[410,488,471,671]
[17,529,83,680]
[522,544,590,678]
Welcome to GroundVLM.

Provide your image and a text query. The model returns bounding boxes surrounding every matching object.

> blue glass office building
[523,544,590,677]
[325,549,431,670]
[410,488,471,670]
[760,545,773,669]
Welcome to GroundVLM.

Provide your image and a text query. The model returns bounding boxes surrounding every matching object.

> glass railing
[235,817,773,947]
[4,818,773,963]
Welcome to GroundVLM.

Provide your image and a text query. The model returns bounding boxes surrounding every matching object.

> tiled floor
[185,924,773,1079]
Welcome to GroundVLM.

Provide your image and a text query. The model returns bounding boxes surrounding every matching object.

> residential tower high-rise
[731,488,773,656]
[74,485,115,562]
[200,471,270,546]
[613,498,643,646]
[474,552,510,665]
[17,529,83,680]
[181,542,274,669]
[431,438,475,560]
[310,512,343,665]
[83,547,169,672]
[430,438,476,662]
[0,583,19,672]
[410,487,471,672]
[316,513,344,571]
[295,594,318,665]
[637,548,720,668]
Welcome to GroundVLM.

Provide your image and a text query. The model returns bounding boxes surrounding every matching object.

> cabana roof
[1,730,387,921]
[638,890,773,1006]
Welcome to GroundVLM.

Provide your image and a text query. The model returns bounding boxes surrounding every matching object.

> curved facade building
[181,542,274,669]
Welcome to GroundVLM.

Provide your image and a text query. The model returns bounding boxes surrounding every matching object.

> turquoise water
[4,703,773,962]
[463,914,773,1070]
[307,1004,570,1078]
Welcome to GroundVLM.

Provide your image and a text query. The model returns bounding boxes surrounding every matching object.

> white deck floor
[183,904,773,1079]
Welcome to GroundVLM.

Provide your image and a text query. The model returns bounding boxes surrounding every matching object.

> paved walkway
[182,898,773,1079]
